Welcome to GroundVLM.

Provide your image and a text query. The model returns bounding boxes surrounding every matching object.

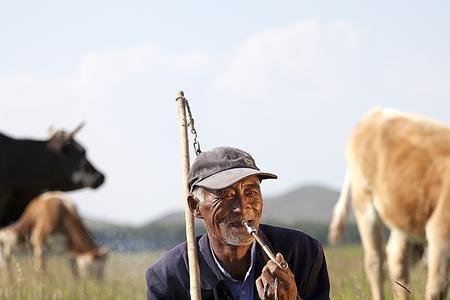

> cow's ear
[95,246,109,258]
[188,195,202,219]
[48,139,64,151]
[47,131,69,151]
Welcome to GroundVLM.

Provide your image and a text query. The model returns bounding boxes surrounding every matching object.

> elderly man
[146,146,330,299]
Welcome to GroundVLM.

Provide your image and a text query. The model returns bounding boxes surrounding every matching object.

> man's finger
[267,253,295,281]
[261,265,275,284]
[275,252,291,273]
[256,277,265,299]
[275,253,284,263]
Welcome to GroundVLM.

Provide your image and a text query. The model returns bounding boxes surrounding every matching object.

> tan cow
[0,192,108,278]
[329,108,449,300]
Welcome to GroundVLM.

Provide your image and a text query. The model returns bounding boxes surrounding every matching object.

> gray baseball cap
[187,146,277,192]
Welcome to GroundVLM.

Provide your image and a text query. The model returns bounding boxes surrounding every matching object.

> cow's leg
[386,230,411,300]
[0,229,17,275]
[0,238,7,269]
[69,255,80,278]
[0,250,5,269]
[425,210,449,300]
[353,188,385,300]
[30,229,46,272]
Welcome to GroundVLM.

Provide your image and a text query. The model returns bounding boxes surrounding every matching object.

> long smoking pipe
[242,221,289,271]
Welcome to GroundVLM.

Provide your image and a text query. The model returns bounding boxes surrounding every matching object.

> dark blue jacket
[146,224,330,299]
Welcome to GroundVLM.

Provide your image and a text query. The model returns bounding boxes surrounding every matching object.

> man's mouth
[226,218,255,228]
[221,215,256,229]
[229,221,244,227]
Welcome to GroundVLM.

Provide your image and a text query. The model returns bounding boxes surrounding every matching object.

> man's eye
[215,193,233,201]
[246,190,259,197]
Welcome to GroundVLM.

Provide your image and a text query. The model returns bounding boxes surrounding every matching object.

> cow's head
[71,246,108,279]
[47,123,105,190]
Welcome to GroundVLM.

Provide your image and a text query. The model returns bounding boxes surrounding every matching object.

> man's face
[196,175,263,246]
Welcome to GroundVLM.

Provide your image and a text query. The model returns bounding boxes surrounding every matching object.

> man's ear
[187,195,202,219]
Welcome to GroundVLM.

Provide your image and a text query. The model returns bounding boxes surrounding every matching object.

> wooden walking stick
[175,91,201,300]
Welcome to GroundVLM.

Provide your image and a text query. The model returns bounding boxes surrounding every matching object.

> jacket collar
[198,234,226,289]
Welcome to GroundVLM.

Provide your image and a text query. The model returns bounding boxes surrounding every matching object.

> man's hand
[256,253,298,300]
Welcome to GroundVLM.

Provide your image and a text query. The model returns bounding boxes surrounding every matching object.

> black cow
[0,124,105,226]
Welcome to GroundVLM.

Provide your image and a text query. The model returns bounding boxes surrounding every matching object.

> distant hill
[84,218,128,232]
[148,211,187,226]
[262,184,354,224]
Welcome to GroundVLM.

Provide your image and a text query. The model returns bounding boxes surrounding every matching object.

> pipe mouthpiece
[242,220,256,235]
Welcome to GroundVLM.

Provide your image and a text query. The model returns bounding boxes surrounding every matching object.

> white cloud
[0,44,212,130]
[0,72,71,110]
[1,44,212,109]
[211,19,362,97]
[328,20,361,49]
[77,45,211,84]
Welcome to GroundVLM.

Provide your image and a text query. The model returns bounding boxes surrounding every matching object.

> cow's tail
[328,170,351,245]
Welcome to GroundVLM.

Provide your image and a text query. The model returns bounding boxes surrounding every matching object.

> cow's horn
[69,122,85,139]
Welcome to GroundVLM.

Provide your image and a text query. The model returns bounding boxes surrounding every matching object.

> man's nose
[232,195,251,214]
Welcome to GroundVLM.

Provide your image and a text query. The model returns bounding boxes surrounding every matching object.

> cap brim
[194,168,277,191]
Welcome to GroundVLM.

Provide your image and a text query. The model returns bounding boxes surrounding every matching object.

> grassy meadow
[0,246,428,300]
[325,246,426,300]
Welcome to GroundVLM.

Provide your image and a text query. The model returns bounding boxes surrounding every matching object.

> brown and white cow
[329,108,449,300]
[0,192,108,278]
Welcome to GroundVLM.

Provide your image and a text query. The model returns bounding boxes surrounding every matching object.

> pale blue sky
[1,1,449,224]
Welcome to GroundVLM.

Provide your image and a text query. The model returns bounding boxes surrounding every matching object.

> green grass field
[325,246,426,300]
[0,246,428,299]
